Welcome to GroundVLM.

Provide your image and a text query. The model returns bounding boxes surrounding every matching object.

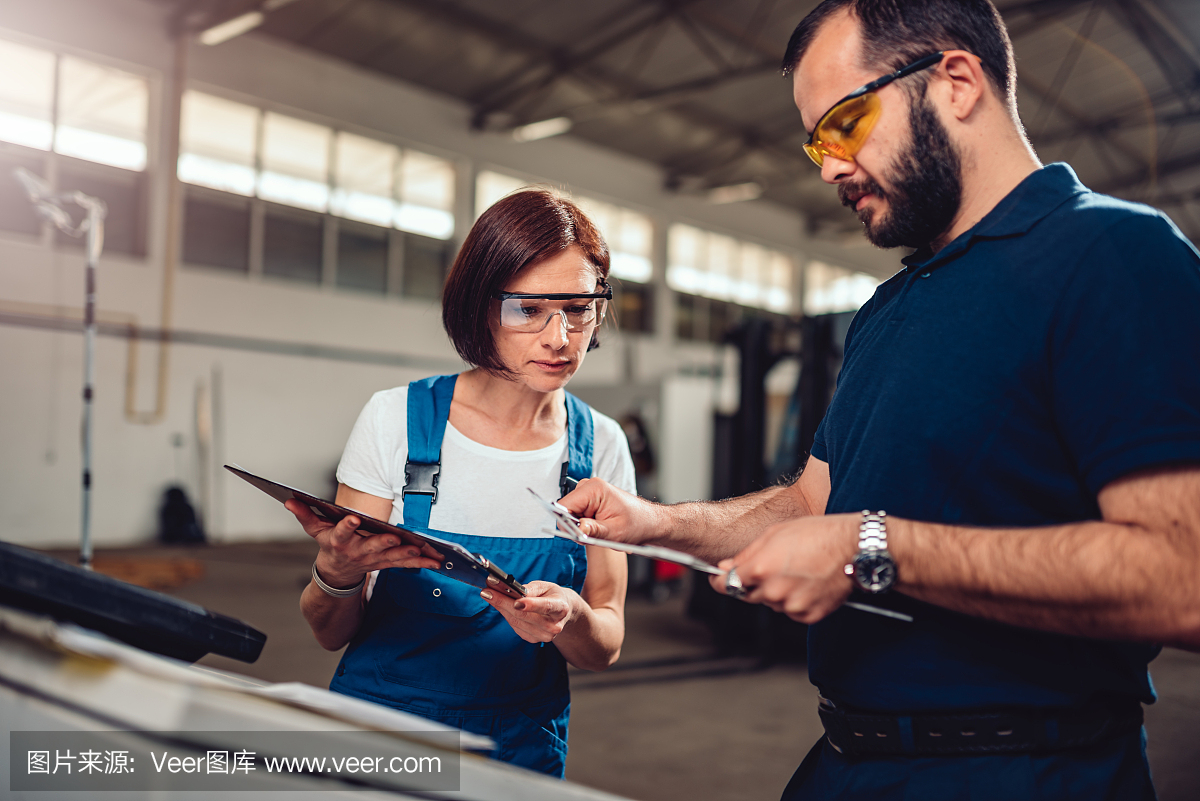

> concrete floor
[48,541,1200,800]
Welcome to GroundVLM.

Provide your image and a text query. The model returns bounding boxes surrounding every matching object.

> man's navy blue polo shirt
[808,163,1200,713]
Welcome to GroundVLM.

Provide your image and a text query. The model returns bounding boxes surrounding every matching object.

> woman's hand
[480,581,581,644]
[285,498,442,588]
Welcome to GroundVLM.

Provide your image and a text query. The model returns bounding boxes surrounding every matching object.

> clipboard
[528,487,914,623]
[225,465,526,598]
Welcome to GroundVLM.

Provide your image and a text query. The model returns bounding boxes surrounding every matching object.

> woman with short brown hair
[287,188,633,777]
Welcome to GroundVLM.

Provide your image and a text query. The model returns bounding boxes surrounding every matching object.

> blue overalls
[330,374,591,777]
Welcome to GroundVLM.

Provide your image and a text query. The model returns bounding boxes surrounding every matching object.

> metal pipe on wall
[126,34,187,425]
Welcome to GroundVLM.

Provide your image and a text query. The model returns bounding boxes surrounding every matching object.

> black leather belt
[817,695,1144,758]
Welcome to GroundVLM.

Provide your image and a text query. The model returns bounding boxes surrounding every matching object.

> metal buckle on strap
[559,462,578,499]
[403,459,440,503]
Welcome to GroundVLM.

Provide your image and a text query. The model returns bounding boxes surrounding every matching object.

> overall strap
[402,374,457,527]
[559,391,595,497]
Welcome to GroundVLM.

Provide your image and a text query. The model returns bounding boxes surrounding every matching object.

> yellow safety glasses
[803,52,947,168]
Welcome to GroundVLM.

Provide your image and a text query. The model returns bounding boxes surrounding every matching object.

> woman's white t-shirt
[336,386,637,538]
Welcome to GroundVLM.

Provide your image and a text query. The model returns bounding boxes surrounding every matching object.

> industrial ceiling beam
[1026,0,1102,137]
[1097,148,1200,195]
[1001,0,1101,39]
[673,8,734,72]
[668,0,1137,190]
[294,0,367,47]
[170,0,300,39]
[1037,102,1200,146]
[1019,69,1150,175]
[227,0,1200,228]
[356,0,812,184]
[467,0,705,127]
[1110,0,1200,113]
[561,61,778,122]
[362,0,571,78]
[662,115,799,182]
[687,0,781,68]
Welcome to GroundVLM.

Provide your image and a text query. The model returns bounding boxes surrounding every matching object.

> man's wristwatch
[843,510,896,594]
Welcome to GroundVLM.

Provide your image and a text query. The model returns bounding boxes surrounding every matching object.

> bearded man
[561,0,1200,798]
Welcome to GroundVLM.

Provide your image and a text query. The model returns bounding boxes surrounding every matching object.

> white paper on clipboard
[527,488,724,575]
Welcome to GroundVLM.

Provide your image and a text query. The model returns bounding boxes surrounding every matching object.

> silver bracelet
[311,563,365,598]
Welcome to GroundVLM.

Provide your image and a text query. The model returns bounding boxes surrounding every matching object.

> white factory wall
[0,0,897,548]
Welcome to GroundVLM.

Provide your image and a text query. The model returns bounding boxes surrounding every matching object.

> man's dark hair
[781,0,1016,110]
[442,188,610,376]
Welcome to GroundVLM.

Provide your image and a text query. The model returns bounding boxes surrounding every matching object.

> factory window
[183,189,250,274]
[259,112,331,212]
[178,90,458,298]
[179,92,258,196]
[803,260,881,315]
[668,224,797,315]
[263,204,323,284]
[0,38,149,252]
[402,232,451,301]
[55,56,149,171]
[0,39,55,151]
[332,131,395,227]
[54,157,147,256]
[675,293,743,344]
[0,40,148,170]
[397,150,455,240]
[575,196,654,284]
[613,281,654,334]
[475,170,526,219]
[180,91,457,240]
[674,294,789,344]
[337,220,389,294]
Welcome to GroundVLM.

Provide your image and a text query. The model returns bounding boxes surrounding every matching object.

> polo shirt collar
[901,162,1089,271]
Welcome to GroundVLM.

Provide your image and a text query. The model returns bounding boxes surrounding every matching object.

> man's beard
[839,89,963,250]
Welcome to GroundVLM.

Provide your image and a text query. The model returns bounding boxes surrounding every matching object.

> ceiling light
[200,11,265,46]
[707,182,764,204]
[511,117,573,143]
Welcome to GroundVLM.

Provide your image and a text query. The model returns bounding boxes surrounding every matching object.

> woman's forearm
[300,579,366,651]
[553,590,624,671]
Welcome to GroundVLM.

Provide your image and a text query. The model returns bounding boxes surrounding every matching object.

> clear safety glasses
[495,282,613,334]
[803,52,947,168]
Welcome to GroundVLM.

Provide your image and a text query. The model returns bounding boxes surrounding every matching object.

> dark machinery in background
[0,541,265,664]
[693,311,856,662]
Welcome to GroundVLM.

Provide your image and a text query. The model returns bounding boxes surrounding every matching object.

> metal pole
[80,239,96,568]
[78,199,104,569]
[14,168,106,569]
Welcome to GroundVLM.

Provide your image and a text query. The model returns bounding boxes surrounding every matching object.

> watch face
[854,552,896,593]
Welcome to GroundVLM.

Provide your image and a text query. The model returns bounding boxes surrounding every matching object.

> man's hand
[481,581,581,644]
[558,478,664,545]
[285,499,442,587]
[711,513,861,624]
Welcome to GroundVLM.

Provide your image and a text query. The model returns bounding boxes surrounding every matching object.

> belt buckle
[816,695,845,754]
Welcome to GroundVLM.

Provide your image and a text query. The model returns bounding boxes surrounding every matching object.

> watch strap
[858,510,887,552]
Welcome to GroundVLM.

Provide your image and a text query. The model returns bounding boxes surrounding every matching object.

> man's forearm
[654,482,813,564]
[891,516,1200,649]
